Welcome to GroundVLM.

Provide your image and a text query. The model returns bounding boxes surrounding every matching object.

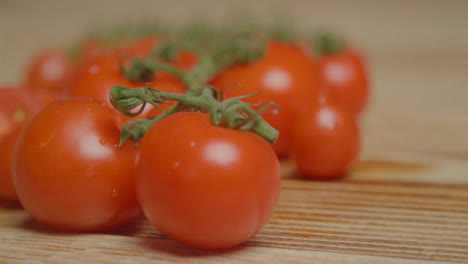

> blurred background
[1,0,467,164]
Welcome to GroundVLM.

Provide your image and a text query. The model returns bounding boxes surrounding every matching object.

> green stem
[313,32,346,57]
[111,85,279,144]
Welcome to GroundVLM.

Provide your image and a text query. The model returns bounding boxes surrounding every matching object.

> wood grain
[1,0,468,263]
[2,174,468,263]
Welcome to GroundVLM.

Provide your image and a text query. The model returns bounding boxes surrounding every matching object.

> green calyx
[312,32,347,57]
[110,85,280,146]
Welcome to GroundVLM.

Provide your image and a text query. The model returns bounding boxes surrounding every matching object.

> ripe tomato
[67,45,195,127]
[25,49,74,95]
[319,50,369,116]
[13,98,140,232]
[138,112,281,250]
[0,130,21,204]
[211,41,321,158]
[291,97,360,179]
[0,87,41,142]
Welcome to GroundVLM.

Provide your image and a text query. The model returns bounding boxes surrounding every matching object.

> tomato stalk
[312,32,346,57]
[110,85,279,145]
[121,35,266,91]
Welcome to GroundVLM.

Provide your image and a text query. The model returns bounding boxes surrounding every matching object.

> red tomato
[68,46,195,127]
[13,98,140,232]
[138,112,281,250]
[0,130,21,204]
[25,49,74,95]
[291,97,360,179]
[319,50,369,116]
[211,41,321,158]
[0,87,41,141]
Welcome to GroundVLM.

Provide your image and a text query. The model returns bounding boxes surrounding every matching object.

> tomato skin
[0,87,42,142]
[211,41,321,158]
[0,130,21,204]
[25,49,74,95]
[13,98,140,232]
[138,112,281,250]
[319,50,369,116]
[291,98,360,179]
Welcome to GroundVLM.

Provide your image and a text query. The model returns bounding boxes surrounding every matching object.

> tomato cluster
[0,22,370,250]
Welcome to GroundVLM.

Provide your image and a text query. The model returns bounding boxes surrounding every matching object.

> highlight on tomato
[211,40,321,158]
[13,98,140,232]
[291,96,361,179]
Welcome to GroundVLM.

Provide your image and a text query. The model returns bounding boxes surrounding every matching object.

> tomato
[67,44,196,127]
[0,130,21,204]
[137,112,281,250]
[13,98,140,232]
[211,41,321,158]
[0,87,41,142]
[319,50,369,116]
[25,49,74,95]
[291,97,360,179]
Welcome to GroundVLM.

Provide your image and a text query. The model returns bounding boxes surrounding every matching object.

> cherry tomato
[211,41,321,158]
[0,130,21,204]
[137,112,281,250]
[68,46,195,126]
[13,98,140,232]
[25,49,74,95]
[0,87,41,142]
[291,97,360,179]
[319,50,369,116]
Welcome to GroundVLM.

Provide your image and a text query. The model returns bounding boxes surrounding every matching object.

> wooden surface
[1,0,468,263]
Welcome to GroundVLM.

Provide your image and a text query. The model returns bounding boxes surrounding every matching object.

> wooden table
[1,1,468,263]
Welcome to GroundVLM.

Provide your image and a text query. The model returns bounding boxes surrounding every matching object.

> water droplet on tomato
[99,138,105,145]
[112,189,118,198]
